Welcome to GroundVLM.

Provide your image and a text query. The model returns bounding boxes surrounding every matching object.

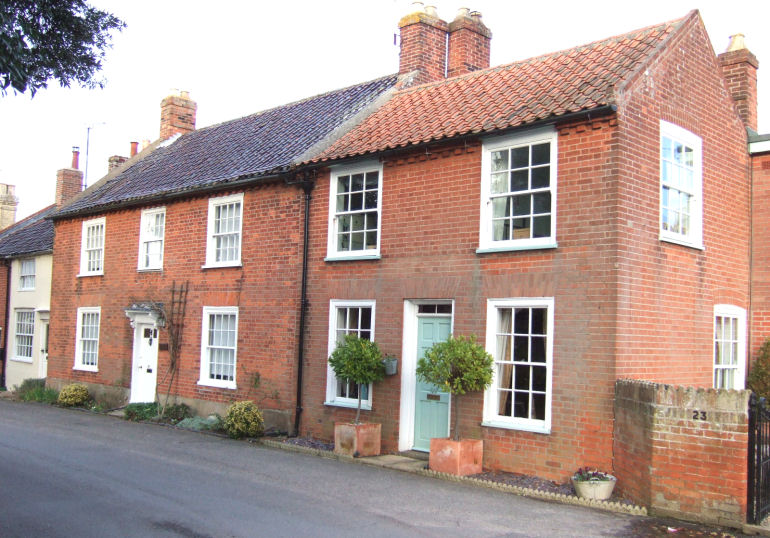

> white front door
[38,321,49,378]
[130,324,159,403]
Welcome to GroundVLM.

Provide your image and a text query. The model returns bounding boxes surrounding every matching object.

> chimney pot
[424,5,438,17]
[727,33,746,52]
[130,141,139,157]
[71,147,80,169]
[455,7,470,19]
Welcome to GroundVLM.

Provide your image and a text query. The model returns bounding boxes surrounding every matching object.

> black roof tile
[0,205,57,258]
[55,75,398,218]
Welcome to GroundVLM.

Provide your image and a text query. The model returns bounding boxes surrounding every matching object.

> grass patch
[15,378,59,403]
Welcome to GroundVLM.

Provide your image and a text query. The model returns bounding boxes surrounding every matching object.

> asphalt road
[0,400,735,537]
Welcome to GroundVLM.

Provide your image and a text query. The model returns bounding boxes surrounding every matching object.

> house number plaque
[691,410,707,420]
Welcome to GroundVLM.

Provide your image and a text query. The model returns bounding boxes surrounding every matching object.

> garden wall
[614,379,750,527]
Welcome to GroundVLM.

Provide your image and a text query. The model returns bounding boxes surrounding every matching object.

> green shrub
[328,334,385,423]
[16,378,59,403]
[749,339,770,399]
[124,402,159,421]
[177,415,223,432]
[223,401,264,439]
[417,335,493,440]
[161,403,192,423]
[57,384,90,407]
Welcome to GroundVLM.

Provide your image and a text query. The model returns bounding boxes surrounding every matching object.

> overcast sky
[1,0,768,220]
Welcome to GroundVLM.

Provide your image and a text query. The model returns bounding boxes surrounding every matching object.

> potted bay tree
[417,335,493,476]
[328,334,386,457]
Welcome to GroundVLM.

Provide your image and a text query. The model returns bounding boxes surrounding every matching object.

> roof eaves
[51,169,286,221]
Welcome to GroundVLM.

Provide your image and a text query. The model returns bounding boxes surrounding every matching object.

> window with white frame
[483,298,553,433]
[14,310,34,361]
[19,258,35,290]
[138,207,166,270]
[199,307,238,389]
[327,163,382,259]
[79,217,106,275]
[713,304,746,390]
[326,300,375,407]
[480,128,557,251]
[660,120,703,248]
[74,307,100,371]
[205,194,243,267]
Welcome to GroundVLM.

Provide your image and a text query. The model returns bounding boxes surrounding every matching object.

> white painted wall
[5,253,52,389]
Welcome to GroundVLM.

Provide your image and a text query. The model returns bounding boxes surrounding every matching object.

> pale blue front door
[413,315,451,451]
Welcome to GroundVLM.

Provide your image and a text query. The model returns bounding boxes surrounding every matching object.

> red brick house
[47,80,399,429]
[48,4,761,489]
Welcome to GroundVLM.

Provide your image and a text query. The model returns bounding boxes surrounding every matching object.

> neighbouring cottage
[44,4,765,523]
[0,151,84,389]
[47,81,398,428]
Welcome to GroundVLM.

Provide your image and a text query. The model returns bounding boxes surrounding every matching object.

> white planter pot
[571,476,617,500]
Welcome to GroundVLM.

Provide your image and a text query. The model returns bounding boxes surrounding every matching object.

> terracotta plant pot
[429,438,483,476]
[571,476,617,500]
[333,422,381,457]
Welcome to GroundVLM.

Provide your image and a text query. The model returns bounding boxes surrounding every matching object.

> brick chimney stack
[0,184,19,230]
[55,147,84,206]
[398,3,450,85]
[130,141,139,157]
[718,34,759,131]
[447,8,491,78]
[160,90,197,140]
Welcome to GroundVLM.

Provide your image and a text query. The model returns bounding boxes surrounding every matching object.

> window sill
[73,365,98,373]
[137,267,163,273]
[324,400,372,411]
[18,288,35,292]
[11,357,33,364]
[197,380,237,390]
[324,254,381,262]
[659,235,704,251]
[77,272,104,278]
[201,263,242,270]
[481,420,550,435]
[476,242,557,254]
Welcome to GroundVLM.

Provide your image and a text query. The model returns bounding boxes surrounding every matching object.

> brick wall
[751,151,770,358]
[300,117,620,480]
[614,379,749,527]
[613,14,751,385]
[48,181,305,429]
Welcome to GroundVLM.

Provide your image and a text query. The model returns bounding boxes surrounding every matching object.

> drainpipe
[293,179,314,436]
[1,259,11,389]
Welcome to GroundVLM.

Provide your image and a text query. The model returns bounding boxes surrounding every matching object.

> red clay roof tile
[314,16,684,163]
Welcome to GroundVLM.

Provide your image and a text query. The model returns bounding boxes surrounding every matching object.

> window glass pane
[531,337,546,363]
[493,220,509,241]
[514,391,528,418]
[511,147,529,168]
[531,143,550,165]
[492,197,510,218]
[491,150,508,172]
[533,393,546,420]
[531,308,546,335]
[532,216,551,238]
[510,170,528,192]
[514,308,529,334]
[491,172,508,194]
[532,366,546,392]
[514,364,530,390]
[531,166,550,189]
[351,173,364,191]
[513,336,528,361]
[532,192,551,214]
[512,195,530,217]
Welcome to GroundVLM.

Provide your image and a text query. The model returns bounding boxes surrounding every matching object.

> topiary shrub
[223,401,264,439]
[57,383,90,407]
[328,334,385,424]
[748,338,770,399]
[417,334,493,440]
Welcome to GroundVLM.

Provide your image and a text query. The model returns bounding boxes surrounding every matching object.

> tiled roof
[0,204,57,258]
[314,16,685,162]
[56,74,399,217]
